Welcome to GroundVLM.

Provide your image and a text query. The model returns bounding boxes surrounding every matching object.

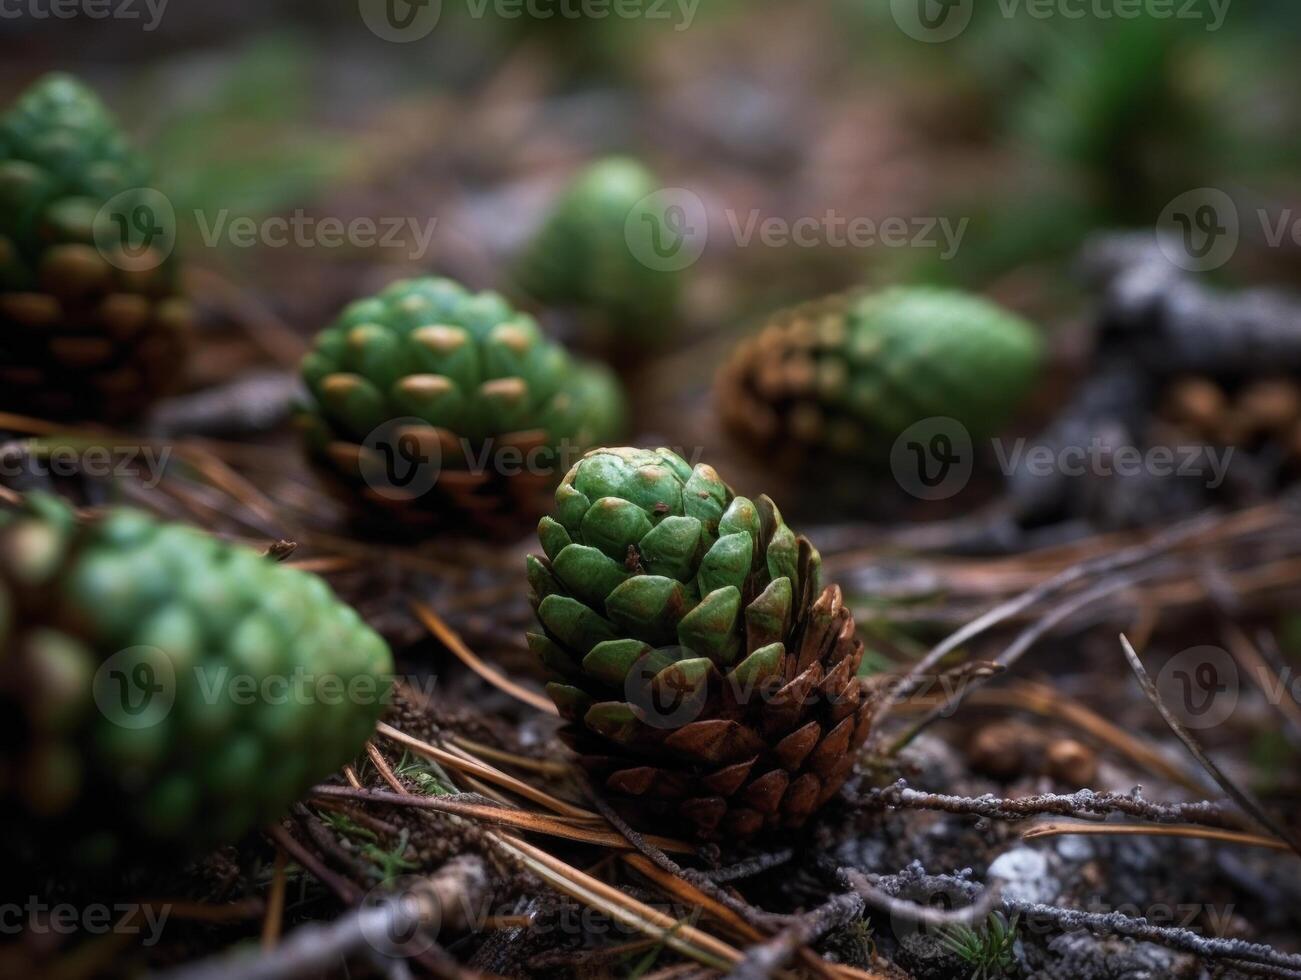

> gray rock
[989,847,1059,906]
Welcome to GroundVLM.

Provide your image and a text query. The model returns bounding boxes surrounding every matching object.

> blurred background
[2,0,1300,513]
[3,1,1297,307]
[5,7,1301,973]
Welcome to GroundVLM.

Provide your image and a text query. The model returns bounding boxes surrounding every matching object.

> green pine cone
[515,158,681,345]
[297,276,626,535]
[0,494,393,869]
[528,448,871,840]
[717,286,1043,460]
[0,73,191,420]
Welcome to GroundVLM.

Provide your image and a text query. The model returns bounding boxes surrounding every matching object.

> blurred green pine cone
[297,276,627,537]
[717,286,1043,462]
[528,447,871,840]
[0,494,392,869]
[515,158,681,348]
[0,73,192,421]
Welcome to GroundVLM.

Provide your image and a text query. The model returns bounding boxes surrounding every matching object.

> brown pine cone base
[0,246,192,422]
[302,422,562,541]
[716,295,870,466]
[561,584,872,841]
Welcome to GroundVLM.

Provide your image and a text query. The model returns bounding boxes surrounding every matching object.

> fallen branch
[859,782,1246,830]
[155,856,489,980]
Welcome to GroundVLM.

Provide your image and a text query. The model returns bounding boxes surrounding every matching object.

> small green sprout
[939,912,1019,979]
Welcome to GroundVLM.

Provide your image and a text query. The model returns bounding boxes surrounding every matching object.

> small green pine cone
[0,73,192,420]
[528,448,871,840]
[0,494,393,869]
[297,276,627,537]
[717,286,1043,460]
[515,158,682,348]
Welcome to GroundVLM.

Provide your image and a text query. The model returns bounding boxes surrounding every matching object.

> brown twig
[860,782,1246,830]
[1022,821,1293,851]
[261,848,288,950]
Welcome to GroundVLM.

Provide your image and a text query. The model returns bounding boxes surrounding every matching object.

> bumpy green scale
[0,495,392,869]
[515,158,681,346]
[297,276,625,534]
[0,73,190,419]
[718,286,1043,460]
[528,448,871,840]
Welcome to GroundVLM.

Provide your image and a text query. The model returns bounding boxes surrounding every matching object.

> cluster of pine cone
[0,69,1064,852]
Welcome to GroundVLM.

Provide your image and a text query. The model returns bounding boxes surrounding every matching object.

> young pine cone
[527,447,871,840]
[515,157,682,350]
[0,74,192,421]
[717,286,1043,462]
[296,277,626,538]
[0,494,392,870]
